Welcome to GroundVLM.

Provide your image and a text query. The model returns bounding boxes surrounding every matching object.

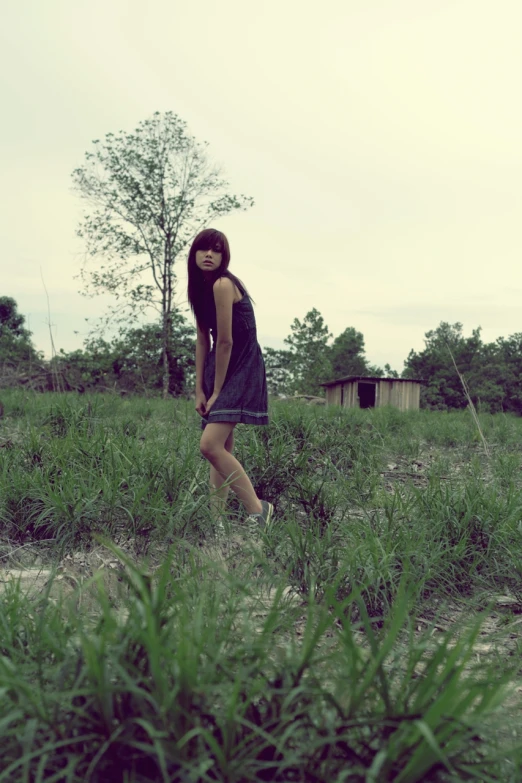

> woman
[187,228,273,533]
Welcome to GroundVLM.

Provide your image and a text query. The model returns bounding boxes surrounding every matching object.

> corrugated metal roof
[320,376,425,388]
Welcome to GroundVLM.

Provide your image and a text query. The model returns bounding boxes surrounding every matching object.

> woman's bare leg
[201,422,262,516]
[209,427,234,519]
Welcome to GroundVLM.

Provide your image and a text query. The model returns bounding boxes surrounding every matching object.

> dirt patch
[0,547,128,617]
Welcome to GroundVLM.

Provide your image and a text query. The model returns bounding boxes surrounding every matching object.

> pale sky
[2,0,521,373]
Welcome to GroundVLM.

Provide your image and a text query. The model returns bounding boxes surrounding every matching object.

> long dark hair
[187,228,249,328]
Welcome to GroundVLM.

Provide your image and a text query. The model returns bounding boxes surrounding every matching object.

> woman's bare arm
[195,321,210,394]
[212,277,235,395]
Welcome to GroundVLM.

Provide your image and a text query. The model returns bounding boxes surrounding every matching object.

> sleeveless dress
[201,289,269,429]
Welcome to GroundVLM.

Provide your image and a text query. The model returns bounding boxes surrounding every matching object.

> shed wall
[325,379,421,411]
[377,380,420,411]
[325,386,340,406]
[344,382,358,408]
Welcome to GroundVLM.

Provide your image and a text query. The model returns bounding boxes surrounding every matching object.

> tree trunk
[162,310,170,399]
[162,237,174,400]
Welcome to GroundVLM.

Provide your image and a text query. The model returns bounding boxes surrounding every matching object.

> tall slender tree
[284,308,332,395]
[72,112,253,397]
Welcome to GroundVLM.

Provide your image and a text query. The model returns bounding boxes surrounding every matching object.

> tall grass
[1,390,522,779]
[0,549,518,782]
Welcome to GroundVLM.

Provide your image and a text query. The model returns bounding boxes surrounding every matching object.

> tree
[284,309,332,395]
[489,334,522,413]
[0,297,39,367]
[383,364,398,378]
[59,338,115,391]
[59,312,195,395]
[263,347,294,396]
[403,322,486,410]
[0,297,30,339]
[112,313,195,395]
[72,111,253,398]
[328,327,370,378]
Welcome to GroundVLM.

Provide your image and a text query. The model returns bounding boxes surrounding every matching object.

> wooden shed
[320,376,423,411]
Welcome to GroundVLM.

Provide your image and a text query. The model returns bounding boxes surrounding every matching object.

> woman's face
[195,246,223,275]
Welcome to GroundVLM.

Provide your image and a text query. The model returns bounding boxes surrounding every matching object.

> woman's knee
[200,423,235,461]
[200,437,212,460]
[200,433,219,461]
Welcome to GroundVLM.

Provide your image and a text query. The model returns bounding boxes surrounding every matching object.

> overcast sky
[2,0,521,373]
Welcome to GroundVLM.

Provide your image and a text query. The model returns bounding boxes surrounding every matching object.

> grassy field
[1,390,522,781]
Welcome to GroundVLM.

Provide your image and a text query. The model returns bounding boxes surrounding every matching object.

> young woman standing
[187,228,273,533]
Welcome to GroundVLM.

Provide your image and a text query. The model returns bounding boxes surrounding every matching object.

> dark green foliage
[0,297,40,367]
[59,314,195,395]
[383,363,398,378]
[0,297,30,338]
[268,314,384,397]
[284,308,333,395]
[263,346,294,396]
[329,326,370,378]
[491,334,522,414]
[403,322,522,413]
[403,323,483,410]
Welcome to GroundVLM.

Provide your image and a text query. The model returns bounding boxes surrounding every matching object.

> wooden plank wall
[326,385,341,405]
[377,380,420,411]
[344,382,358,408]
[326,383,358,407]
[326,381,421,411]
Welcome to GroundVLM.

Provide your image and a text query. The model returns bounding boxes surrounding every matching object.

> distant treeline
[1,297,521,413]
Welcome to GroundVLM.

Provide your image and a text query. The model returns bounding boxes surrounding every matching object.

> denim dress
[201,292,269,429]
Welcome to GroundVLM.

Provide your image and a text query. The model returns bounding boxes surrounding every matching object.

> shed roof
[320,375,425,388]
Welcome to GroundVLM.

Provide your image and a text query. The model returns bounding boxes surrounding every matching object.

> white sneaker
[246,500,274,535]
[214,518,226,539]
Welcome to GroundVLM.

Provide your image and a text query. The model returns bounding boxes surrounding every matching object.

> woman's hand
[204,392,219,415]
[195,391,207,417]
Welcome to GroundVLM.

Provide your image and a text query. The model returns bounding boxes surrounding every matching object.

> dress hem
[201,412,269,429]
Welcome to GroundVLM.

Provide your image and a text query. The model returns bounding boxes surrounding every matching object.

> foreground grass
[0,551,516,782]
[1,390,522,780]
